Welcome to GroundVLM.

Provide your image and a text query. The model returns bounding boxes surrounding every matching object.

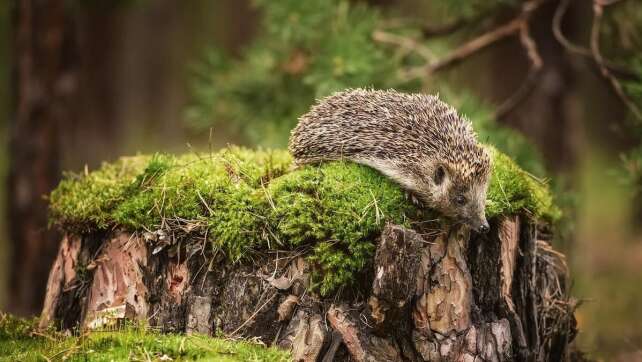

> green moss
[49,146,559,294]
[49,155,153,230]
[0,313,289,362]
[267,162,415,293]
[486,146,560,221]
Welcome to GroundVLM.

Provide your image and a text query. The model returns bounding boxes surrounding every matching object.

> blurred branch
[590,0,642,121]
[372,30,435,62]
[553,0,639,79]
[400,0,546,82]
[495,21,543,119]
[595,0,624,5]
[426,18,522,74]
[552,0,589,55]
[421,19,466,37]
[378,0,641,120]
[402,17,522,80]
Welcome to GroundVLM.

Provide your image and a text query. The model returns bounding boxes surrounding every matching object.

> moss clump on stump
[49,146,559,294]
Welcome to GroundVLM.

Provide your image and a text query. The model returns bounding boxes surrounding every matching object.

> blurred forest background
[0,0,641,359]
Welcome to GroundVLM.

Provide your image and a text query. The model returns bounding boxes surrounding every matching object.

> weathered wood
[279,307,326,362]
[38,235,81,329]
[186,295,212,335]
[368,224,423,333]
[82,233,149,330]
[413,225,472,336]
[39,218,578,361]
[327,304,403,362]
[412,319,512,361]
[277,295,299,322]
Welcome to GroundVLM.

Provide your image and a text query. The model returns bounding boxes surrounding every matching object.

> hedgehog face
[426,162,490,233]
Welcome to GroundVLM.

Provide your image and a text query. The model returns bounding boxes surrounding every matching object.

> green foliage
[186,0,546,178]
[0,313,289,362]
[50,147,558,294]
[602,1,642,62]
[186,0,417,146]
[610,0,642,220]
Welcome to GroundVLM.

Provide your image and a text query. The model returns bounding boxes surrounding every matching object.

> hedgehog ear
[434,165,446,185]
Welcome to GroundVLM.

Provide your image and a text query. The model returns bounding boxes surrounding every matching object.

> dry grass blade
[229,292,277,337]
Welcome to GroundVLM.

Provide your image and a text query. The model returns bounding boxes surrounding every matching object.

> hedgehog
[288,88,492,233]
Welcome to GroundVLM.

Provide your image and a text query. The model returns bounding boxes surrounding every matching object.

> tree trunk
[7,0,77,316]
[39,215,579,361]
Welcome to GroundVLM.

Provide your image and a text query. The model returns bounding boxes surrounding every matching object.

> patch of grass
[0,313,289,362]
[49,146,558,294]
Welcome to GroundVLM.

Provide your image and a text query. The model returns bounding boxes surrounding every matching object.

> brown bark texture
[40,215,578,361]
[8,0,77,316]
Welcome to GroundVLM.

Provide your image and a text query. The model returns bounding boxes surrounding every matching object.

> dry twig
[553,0,638,79]
[553,0,590,56]
[229,292,277,336]
[495,3,544,118]
[401,0,546,83]
[379,0,640,120]
[428,18,522,74]
[422,19,466,37]
[402,17,523,81]
[372,30,435,62]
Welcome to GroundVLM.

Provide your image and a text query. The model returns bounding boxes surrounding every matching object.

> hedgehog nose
[478,221,490,234]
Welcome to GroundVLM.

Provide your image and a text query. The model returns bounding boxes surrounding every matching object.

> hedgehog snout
[469,215,490,233]
[477,219,490,233]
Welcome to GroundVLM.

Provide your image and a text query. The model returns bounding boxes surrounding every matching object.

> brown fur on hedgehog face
[359,152,491,232]
[427,160,490,232]
[395,149,491,232]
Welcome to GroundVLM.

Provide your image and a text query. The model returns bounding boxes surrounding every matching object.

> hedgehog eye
[434,165,446,185]
[454,195,466,206]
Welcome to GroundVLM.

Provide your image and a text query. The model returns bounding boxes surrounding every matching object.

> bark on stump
[40,215,578,361]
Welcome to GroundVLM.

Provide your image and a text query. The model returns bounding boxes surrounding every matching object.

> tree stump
[39,215,577,361]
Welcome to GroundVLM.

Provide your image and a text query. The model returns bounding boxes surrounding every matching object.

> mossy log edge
[39,214,579,362]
